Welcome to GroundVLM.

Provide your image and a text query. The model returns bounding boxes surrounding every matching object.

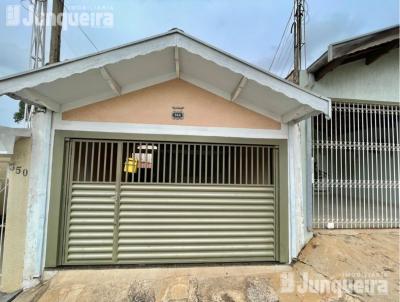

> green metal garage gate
[60,139,279,265]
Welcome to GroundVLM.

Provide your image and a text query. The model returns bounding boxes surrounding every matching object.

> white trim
[0,30,330,121]
[99,67,121,96]
[176,35,330,114]
[53,114,288,139]
[0,34,177,95]
[174,46,180,79]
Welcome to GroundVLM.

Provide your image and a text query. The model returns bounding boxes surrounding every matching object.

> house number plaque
[172,106,184,120]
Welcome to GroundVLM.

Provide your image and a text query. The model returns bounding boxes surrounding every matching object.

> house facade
[0,29,330,292]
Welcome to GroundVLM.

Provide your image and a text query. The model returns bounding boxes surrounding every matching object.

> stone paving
[13,230,400,302]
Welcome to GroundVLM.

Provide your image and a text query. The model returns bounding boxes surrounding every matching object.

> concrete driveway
[14,230,399,302]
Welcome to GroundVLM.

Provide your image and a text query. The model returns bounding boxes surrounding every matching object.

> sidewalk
[14,230,400,302]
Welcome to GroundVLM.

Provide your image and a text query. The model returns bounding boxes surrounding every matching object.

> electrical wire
[63,2,99,51]
[268,6,294,71]
[272,31,292,73]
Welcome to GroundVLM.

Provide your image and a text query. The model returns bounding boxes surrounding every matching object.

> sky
[0,0,399,127]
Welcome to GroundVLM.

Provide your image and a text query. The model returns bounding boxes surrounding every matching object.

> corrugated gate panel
[118,184,276,264]
[65,183,116,263]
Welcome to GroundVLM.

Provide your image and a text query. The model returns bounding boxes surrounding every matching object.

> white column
[288,122,305,260]
[22,110,52,289]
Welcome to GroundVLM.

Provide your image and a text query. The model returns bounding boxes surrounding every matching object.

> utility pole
[49,0,64,64]
[20,0,48,127]
[293,0,304,85]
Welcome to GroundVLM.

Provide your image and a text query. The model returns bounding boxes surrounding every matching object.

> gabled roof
[308,25,399,81]
[0,28,330,123]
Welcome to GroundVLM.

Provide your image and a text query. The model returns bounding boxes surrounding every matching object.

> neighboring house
[0,29,330,292]
[300,25,399,229]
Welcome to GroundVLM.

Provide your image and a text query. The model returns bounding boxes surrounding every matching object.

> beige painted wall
[63,79,281,129]
[1,138,31,293]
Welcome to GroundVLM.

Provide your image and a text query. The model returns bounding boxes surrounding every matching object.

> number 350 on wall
[9,163,29,176]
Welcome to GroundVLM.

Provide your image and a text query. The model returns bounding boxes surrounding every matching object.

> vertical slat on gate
[163,143,167,183]
[157,143,161,183]
[187,144,191,184]
[205,145,208,184]
[90,142,94,182]
[361,104,365,227]
[396,106,399,227]
[256,147,260,185]
[103,142,108,182]
[344,105,348,228]
[150,143,154,183]
[388,107,392,227]
[211,145,214,184]
[391,106,395,227]
[216,146,220,184]
[137,142,142,183]
[97,142,101,182]
[330,104,334,225]
[234,146,237,184]
[144,143,148,183]
[357,103,361,227]
[378,105,383,227]
[383,107,388,227]
[316,115,320,228]
[199,145,202,184]
[338,104,343,227]
[324,113,327,227]
[175,144,179,184]
[251,146,254,185]
[245,146,248,185]
[193,145,196,184]
[112,142,122,263]
[262,147,265,185]
[334,105,338,224]
[222,146,225,185]
[239,146,242,185]
[365,105,372,228]
[181,144,184,184]
[374,105,378,226]
[110,143,114,182]
[77,141,82,182]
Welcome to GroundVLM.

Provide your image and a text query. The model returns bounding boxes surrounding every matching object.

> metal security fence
[69,139,278,186]
[313,102,400,228]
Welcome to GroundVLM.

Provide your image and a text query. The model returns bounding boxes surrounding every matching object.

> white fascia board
[174,46,180,78]
[53,114,288,140]
[0,34,177,96]
[176,34,331,118]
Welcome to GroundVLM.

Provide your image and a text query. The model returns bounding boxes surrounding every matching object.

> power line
[268,7,294,71]
[274,35,293,74]
[63,3,99,51]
